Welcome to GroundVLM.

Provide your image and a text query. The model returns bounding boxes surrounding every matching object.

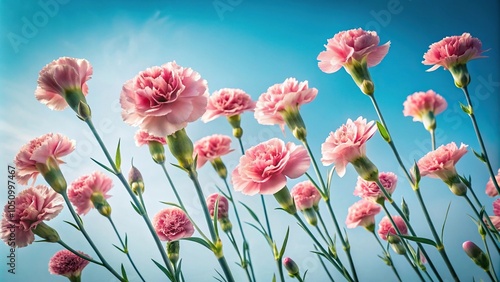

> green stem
[160,163,187,210]
[227,230,253,282]
[463,195,500,253]
[85,119,176,281]
[295,274,305,282]
[276,258,286,282]
[316,210,334,246]
[223,178,256,281]
[61,193,125,282]
[466,184,500,237]
[486,269,499,282]
[108,216,146,282]
[314,245,335,282]
[57,240,102,265]
[237,137,245,155]
[403,252,425,282]
[187,169,235,282]
[430,129,436,151]
[302,140,327,193]
[482,235,498,281]
[370,232,402,282]
[461,86,500,195]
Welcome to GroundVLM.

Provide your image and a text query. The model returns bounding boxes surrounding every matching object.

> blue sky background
[1,0,499,281]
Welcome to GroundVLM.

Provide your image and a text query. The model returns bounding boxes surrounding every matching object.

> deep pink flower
[68,171,113,215]
[291,181,321,211]
[152,207,194,241]
[321,117,377,177]
[317,28,390,74]
[206,193,230,219]
[202,88,256,122]
[423,33,484,71]
[494,198,500,216]
[193,134,233,168]
[485,169,500,197]
[120,61,208,137]
[134,130,167,147]
[345,199,381,229]
[35,57,93,111]
[232,138,310,195]
[417,142,468,180]
[353,172,397,201]
[378,216,408,241]
[1,185,63,247]
[403,90,447,126]
[14,133,75,185]
[49,249,90,278]
[254,78,317,129]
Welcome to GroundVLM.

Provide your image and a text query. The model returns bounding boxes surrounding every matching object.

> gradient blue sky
[1,0,499,281]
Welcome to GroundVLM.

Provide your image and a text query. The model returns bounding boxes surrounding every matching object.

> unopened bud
[463,241,490,271]
[220,217,233,233]
[210,158,228,179]
[33,222,60,243]
[128,165,145,195]
[283,257,300,278]
[167,128,195,171]
[148,140,166,164]
[167,241,180,265]
[90,192,112,217]
[273,187,296,215]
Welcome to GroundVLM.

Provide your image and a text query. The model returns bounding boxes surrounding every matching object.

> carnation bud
[167,241,180,265]
[210,157,228,179]
[387,234,406,255]
[90,192,112,217]
[220,217,233,233]
[283,257,300,278]
[33,222,60,243]
[273,187,296,215]
[167,128,195,171]
[227,115,244,139]
[301,208,318,226]
[450,64,471,88]
[128,164,145,195]
[445,176,467,196]
[35,156,67,193]
[462,241,490,271]
[64,88,89,115]
[352,156,379,182]
[232,127,243,139]
[148,140,166,164]
[77,101,92,121]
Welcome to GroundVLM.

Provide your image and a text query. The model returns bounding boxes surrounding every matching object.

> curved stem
[370,232,402,282]
[314,245,335,282]
[108,216,146,282]
[85,119,176,281]
[61,193,124,281]
[57,240,102,265]
[461,86,500,195]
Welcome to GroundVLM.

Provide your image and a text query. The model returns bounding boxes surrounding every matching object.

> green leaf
[399,235,437,247]
[170,163,189,173]
[120,263,128,281]
[376,121,391,142]
[215,185,231,201]
[214,269,227,282]
[458,174,472,188]
[152,259,173,280]
[459,102,473,115]
[326,167,336,195]
[112,244,126,254]
[272,274,276,282]
[440,202,452,242]
[304,172,325,198]
[472,149,486,163]
[91,157,116,174]
[130,201,142,215]
[240,202,264,228]
[115,139,122,172]
[246,222,273,247]
[401,197,410,222]
[213,198,220,239]
[180,237,213,250]
[278,227,290,259]
[302,269,308,281]
[63,220,80,231]
[411,161,420,186]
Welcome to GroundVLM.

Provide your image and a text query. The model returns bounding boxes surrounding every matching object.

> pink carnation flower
[254,78,317,129]
[423,33,484,71]
[153,207,194,241]
[353,172,397,201]
[232,138,310,195]
[488,216,500,231]
[35,57,93,111]
[14,133,75,185]
[494,198,500,216]
[378,215,408,241]
[206,193,230,219]
[49,249,90,278]
[417,142,468,181]
[291,181,321,211]
[193,134,234,168]
[345,199,381,229]
[120,61,208,137]
[202,88,256,122]
[134,130,167,147]
[485,169,500,197]
[68,171,113,215]
[1,185,63,247]
[403,90,447,124]
[317,28,390,74]
[321,117,377,177]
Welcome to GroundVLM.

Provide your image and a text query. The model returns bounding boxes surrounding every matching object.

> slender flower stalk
[370,232,402,282]
[57,240,102,265]
[480,230,499,280]
[463,195,500,253]
[314,245,335,282]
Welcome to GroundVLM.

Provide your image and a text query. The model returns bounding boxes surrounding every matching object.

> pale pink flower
[14,133,75,185]
[1,185,63,247]
[345,199,381,229]
[317,28,390,74]
[423,33,484,71]
[68,171,113,215]
[417,142,468,180]
[485,169,500,197]
[378,215,408,241]
[49,250,90,278]
[120,61,208,137]
[202,88,256,122]
[403,90,447,123]
[291,181,321,211]
[321,117,377,177]
[193,134,234,168]
[152,207,194,241]
[206,193,230,219]
[254,78,317,129]
[488,216,500,231]
[232,138,310,195]
[494,198,500,216]
[353,172,397,201]
[134,130,167,147]
[35,57,93,111]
